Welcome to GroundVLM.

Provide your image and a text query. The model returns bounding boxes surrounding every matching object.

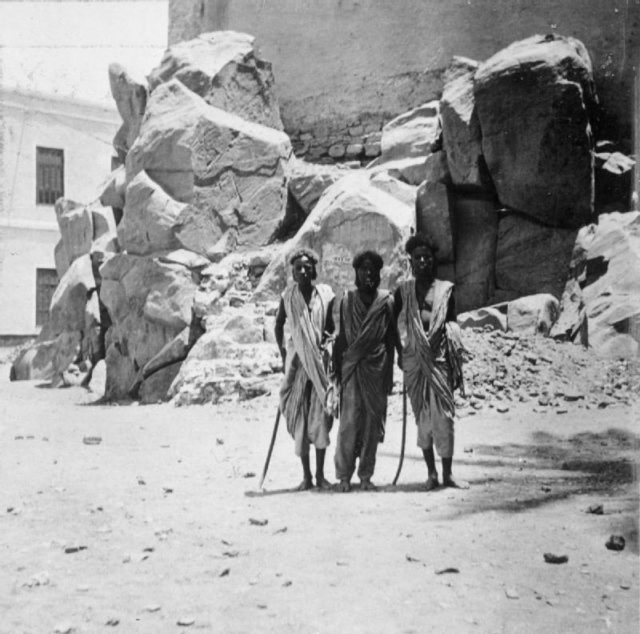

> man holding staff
[274,248,335,490]
[393,234,467,490]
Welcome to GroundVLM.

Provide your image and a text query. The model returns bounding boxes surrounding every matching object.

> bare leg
[315,448,332,489]
[423,447,439,491]
[297,454,313,491]
[442,457,469,489]
[336,479,352,492]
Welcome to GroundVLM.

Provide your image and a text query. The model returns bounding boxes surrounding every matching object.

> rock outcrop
[147,31,283,130]
[254,173,415,302]
[474,34,596,228]
[126,80,292,259]
[109,63,147,162]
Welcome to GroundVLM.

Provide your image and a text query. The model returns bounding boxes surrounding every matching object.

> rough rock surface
[49,256,96,335]
[253,173,415,302]
[109,63,147,161]
[55,200,93,264]
[452,193,498,312]
[118,171,185,255]
[549,279,588,345]
[440,57,484,188]
[458,305,507,332]
[574,212,640,357]
[495,213,578,299]
[368,156,427,187]
[380,101,439,163]
[147,31,283,130]
[287,158,350,217]
[99,166,126,210]
[507,294,560,336]
[416,181,453,263]
[126,80,292,259]
[474,34,596,228]
[100,254,199,400]
[594,148,635,214]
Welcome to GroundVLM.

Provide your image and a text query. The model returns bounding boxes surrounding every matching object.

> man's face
[410,246,435,278]
[356,257,379,291]
[292,255,314,289]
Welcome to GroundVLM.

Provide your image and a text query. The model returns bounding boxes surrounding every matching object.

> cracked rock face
[147,31,283,130]
[126,80,292,260]
[474,34,596,228]
[254,173,415,303]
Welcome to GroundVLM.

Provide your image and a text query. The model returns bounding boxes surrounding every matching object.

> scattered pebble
[105,618,119,626]
[620,582,631,590]
[405,555,420,563]
[505,587,520,600]
[586,504,604,515]
[282,580,292,587]
[53,624,74,634]
[435,567,459,575]
[216,438,224,445]
[177,617,195,627]
[273,526,287,535]
[605,535,625,551]
[144,605,161,613]
[136,476,146,486]
[249,518,268,526]
[162,487,174,494]
[543,553,568,564]
[243,472,256,478]
[22,571,50,588]
[64,545,88,554]
[496,405,509,413]
[82,436,102,445]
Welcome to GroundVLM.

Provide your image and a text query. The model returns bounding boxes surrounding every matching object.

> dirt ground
[1,363,638,634]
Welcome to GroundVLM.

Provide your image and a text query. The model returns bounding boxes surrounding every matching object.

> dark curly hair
[289,247,319,280]
[352,250,383,289]
[404,233,438,256]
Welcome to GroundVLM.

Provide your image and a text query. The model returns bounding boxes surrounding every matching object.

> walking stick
[392,383,407,486]
[258,407,281,490]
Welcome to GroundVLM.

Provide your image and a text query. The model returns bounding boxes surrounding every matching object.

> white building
[0,0,167,336]
[0,89,120,335]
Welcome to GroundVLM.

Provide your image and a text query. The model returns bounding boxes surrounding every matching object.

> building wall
[0,90,119,335]
[169,0,638,163]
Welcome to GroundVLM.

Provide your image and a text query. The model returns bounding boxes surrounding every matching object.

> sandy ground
[1,364,638,634]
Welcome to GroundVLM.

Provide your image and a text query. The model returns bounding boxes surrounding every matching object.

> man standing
[394,233,467,490]
[333,251,398,492]
[275,249,335,490]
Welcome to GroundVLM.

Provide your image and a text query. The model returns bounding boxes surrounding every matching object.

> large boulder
[99,165,126,210]
[474,34,596,228]
[100,253,200,400]
[147,31,283,130]
[440,57,484,188]
[451,192,499,312]
[49,255,96,334]
[549,279,588,345]
[109,63,147,161]
[126,80,292,259]
[254,173,415,302]
[118,171,185,255]
[416,181,453,263]
[55,199,93,263]
[380,102,440,163]
[288,158,350,216]
[576,212,640,357]
[495,213,578,299]
[507,294,560,336]
[594,147,635,214]
[10,331,82,383]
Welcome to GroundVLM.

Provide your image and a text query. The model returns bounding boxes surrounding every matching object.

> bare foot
[336,480,351,492]
[425,474,439,491]
[296,478,313,491]
[442,477,469,489]
[315,476,332,491]
[360,479,377,491]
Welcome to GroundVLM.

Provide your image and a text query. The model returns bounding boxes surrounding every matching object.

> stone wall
[169,0,638,163]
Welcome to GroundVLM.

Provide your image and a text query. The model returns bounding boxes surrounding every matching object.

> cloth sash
[279,283,334,436]
[401,279,461,419]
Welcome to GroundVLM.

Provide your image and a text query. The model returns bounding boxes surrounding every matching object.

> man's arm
[391,288,403,369]
[332,299,346,383]
[274,297,287,367]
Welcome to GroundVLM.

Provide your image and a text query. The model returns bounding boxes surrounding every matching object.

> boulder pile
[10,30,639,404]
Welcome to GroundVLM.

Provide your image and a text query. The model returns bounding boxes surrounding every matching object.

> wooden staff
[258,408,281,490]
[392,383,407,486]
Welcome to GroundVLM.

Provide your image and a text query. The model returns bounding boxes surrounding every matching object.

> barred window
[36,147,64,205]
[35,268,58,326]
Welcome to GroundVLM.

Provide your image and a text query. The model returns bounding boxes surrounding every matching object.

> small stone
[144,605,161,612]
[219,568,230,577]
[64,545,88,554]
[620,582,631,590]
[605,535,625,551]
[54,624,74,634]
[82,436,102,445]
[586,504,604,515]
[249,518,268,526]
[162,487,173,494]
[543,553,568,564]
[541,485,551,492]
[106,618,119,626]
[556,408,568,414]
[177,617,195,626]
[505,587,520,599]
[463,446,473,453]
[136,476,146,485]
[496,405,509,413]
[243,472,256,478]
[564,391,584,402]
[435,567,459,574]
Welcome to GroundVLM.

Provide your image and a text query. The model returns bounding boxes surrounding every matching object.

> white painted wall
[0,91,120,335]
